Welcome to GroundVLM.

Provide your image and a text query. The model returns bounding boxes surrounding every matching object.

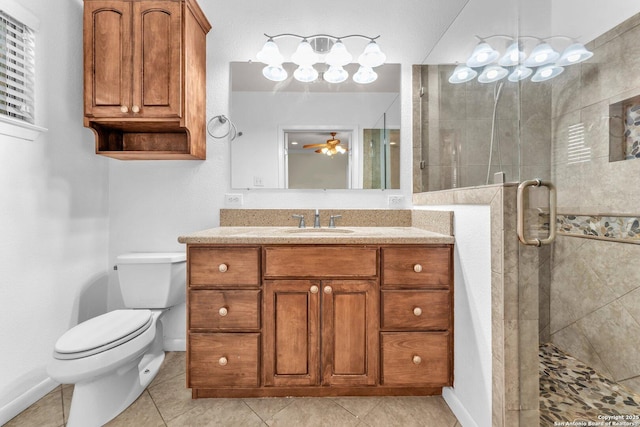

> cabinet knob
[218,356,228,366]
[218,307,228,317]
[412,355,422,365]
[310,285,319,294]
[120,105,128,113]
[413,264,423,273]
[218,263,228,273]
[131,105,140,113]
[324,286,332,294]
[413,307,423,316]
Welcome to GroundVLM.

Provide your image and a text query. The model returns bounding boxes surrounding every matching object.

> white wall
[414,206,492,427]
[231,91,399,189]
[0,0,110,423]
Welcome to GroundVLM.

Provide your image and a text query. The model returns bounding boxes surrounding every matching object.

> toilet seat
[53,310,153,360]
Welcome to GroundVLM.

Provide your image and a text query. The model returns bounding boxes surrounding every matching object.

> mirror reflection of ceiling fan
[302,132,347,156]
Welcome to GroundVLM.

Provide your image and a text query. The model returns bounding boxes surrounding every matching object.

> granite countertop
[177,226,454,245]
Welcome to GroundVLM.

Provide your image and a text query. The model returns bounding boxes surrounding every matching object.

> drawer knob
[324,286,332,294]
[218,356,228,366]
[310,285,319,294]
[413,264,423,273]
[120,105,128,113]
[218,263,228,273]
[218,307,228,317]
[413,307,423,316]
[131,105,140,113]
[412,355,422,365]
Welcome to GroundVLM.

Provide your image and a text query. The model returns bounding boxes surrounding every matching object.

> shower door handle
[517,179,557,246]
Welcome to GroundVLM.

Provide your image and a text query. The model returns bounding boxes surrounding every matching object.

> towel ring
[207,115,239,141]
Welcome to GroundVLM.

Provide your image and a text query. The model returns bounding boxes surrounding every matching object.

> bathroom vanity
[178,227,454,398]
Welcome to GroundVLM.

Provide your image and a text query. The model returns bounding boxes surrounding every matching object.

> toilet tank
[116,252,186,309]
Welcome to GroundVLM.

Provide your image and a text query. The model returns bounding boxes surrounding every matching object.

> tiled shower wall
[412,64,552,192]
[547,12,640,394]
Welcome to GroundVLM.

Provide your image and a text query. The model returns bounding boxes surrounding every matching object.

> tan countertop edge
[177,226,454,245]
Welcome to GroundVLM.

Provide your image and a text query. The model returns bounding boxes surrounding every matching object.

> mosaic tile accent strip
[540,343,640,426]
[557,214,640,243]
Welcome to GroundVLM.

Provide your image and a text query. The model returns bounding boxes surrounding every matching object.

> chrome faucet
[328,214,342,228]
[314,209,321,228]
[292,214,306,228]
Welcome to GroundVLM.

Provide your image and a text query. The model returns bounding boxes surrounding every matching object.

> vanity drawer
[264,246,377,278]
[381,290,450,331]
[190,290,260,330]
[189,246,260,288]
[381,246,451,288]
[189,333,260,388]
[381,332,451,386]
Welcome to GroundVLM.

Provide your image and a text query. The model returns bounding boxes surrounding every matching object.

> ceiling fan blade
[314,149,324,153]
[303,143,327,149]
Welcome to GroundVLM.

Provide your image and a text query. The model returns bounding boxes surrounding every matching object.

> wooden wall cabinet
[186,244,453,398]
[83,0,211,160]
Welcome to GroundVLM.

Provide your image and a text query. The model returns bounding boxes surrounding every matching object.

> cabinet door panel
[263,280,320,386]
[190,289,261,330]
[321,280,378,386]
[264,246,377,278]
[189,247,260,288]
[84,1,132,117]
[133,1,182,117]
[381,332,451,386]
[189,333,260,388]
[382,246,451,288]
[381,290,450,331]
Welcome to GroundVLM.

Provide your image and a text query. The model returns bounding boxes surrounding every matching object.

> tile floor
[540,343,640,426]
[6,352,461,427]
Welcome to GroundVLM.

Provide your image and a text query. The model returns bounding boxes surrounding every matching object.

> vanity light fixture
[256,33,386,84]
[450,35,593,85]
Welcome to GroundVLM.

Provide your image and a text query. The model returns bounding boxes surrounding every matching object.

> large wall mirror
[230,62,400,189]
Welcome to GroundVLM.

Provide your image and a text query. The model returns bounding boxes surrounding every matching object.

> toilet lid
[54,310,153,358]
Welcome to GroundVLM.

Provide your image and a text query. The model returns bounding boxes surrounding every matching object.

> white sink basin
[284,228,355,234]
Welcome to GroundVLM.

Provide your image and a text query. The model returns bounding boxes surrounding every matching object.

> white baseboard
[0,378,59,426]
[442,387,479,427]
[164,337,186,352]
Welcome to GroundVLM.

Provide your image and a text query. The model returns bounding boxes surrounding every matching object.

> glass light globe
[357,41,386,68]
[256,40,283,65]
[293,65,318,82]
[262,64,287,82]
[353,66,377,84]
[323,65,348,83]
[325,40,352,66]
[291,40,319,66]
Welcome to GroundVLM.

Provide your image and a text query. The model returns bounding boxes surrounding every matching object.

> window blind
[0,10,35,124]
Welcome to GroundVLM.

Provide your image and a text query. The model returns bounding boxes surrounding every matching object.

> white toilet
[47,252,186,427]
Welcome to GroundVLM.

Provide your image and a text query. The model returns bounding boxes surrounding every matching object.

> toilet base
[67,350,165,427]
[65,311,166,427]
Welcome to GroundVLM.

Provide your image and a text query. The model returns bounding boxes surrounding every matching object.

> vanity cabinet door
[131,0,182,118]
[381,332,451,386]
[382,246,451,288]
[321,280,378,386]
[263,280,320,387]
[84,1,133,118]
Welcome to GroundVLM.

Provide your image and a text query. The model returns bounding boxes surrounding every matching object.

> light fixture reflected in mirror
[449,35,593,85]
[256,33,386,84]
[477,65,508,83]
[448,64,477,83]
[466,42,500,67]
[531,64,564,82]
[557,43,593,66]
[524,42,559,67]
